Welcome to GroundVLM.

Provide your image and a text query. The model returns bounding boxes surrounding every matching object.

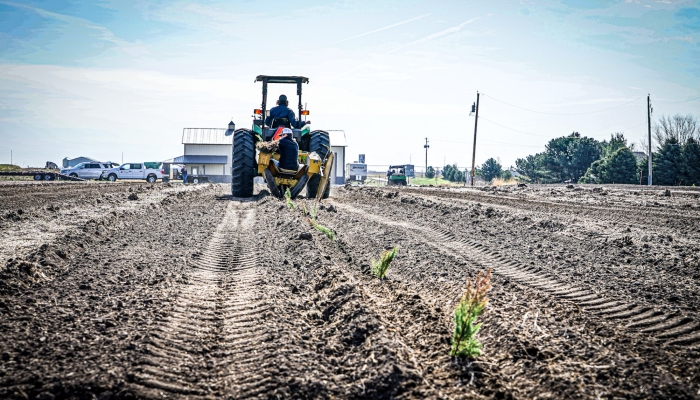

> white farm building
[174,128,232,183]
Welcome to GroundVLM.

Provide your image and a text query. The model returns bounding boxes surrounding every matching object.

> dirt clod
[298,232,313,240]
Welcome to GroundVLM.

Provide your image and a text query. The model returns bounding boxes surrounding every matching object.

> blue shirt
[278,135,299,171]
[265,105,306,129]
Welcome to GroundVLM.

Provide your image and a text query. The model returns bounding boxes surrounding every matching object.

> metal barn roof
[327,130,347,147]
[173,155,228,164]
[182,128,232,145]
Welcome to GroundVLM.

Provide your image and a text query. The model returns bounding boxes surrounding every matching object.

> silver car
[60,162,115,180]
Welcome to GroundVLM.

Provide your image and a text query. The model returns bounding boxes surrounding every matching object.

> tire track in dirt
[130,202,272,398]
[399,188,700,243]
[331,201,700,350]
[402,187,700,223]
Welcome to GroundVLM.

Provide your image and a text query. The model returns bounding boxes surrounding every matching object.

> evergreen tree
[443,164,455,181]
[542,133,602,183]
[603,133,628,156]
[447,164,464,182]
[501,170,513,180]
[452,168,464,183]
[567,137,603,181]
[578,159,604,183]
[480,158,503,182]
[653,138,684,185]
[601,147,638,184]
[425,166,435,179]
[682,138,700,186]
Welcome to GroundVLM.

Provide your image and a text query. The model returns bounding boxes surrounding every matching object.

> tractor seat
[271,162,308,180]
[270,118,291,128]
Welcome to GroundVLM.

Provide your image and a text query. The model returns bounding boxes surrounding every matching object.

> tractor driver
[265,95,309,129]
[277,128,299,171]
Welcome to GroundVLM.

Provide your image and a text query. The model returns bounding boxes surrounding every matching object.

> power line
[482,94,644,115]
[430,137,545,148]
[478,116,556,138]
[655,95,700,104]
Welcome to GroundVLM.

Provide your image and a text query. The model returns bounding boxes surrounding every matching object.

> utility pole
[424,138,429,178]
[122,152,124,165]
[647,94,653,186]
[10,150,12,166]
[470,91,480,186]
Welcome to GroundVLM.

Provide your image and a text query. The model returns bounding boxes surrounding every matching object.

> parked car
[101,163,164,183]
[60,162,115,180]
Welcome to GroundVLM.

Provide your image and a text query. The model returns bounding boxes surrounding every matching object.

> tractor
[227,75,333,200]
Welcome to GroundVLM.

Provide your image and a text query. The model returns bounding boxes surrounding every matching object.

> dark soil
[1,182,699,399]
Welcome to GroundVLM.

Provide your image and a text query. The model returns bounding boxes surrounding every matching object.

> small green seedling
[450,268,492,358]
[285,188,295,210]
[310,218,335,240]
[371,247,398,279]
[302,202,319,220]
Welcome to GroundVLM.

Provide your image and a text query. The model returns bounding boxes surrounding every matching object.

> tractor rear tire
[231,129,256,198]
[306,130,331,199]
[263,168,282,198]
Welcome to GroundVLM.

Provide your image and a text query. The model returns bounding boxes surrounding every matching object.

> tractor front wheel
[306,130,331,199]
[231,129,256,198]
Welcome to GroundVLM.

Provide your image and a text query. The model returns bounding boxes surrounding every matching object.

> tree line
[513,113,700,186]
[425,158,510,183]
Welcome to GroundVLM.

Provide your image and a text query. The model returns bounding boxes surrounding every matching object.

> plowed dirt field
[1,182,699,399]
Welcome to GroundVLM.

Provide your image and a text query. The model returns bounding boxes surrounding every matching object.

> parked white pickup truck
[101,163,164,183]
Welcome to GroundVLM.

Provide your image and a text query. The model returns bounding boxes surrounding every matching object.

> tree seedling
[284,188,295,210]
[310,218,335,240]
[301,201,334,239]
[450,268,492,358]
[371,247,398,279]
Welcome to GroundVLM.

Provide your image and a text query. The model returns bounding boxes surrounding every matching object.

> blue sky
[1,0,699,170]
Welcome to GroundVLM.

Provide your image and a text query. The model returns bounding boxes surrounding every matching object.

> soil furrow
[129,203,267,399]
[2,182,700,398]
[341,199,700,348]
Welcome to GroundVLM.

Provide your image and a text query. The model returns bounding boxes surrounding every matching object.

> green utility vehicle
[227,75,333,200]
[387,165,408,186]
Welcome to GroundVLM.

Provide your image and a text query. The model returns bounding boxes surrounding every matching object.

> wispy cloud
[335,13,432,43]
[0,1,149,56]
[387,17,480,53]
